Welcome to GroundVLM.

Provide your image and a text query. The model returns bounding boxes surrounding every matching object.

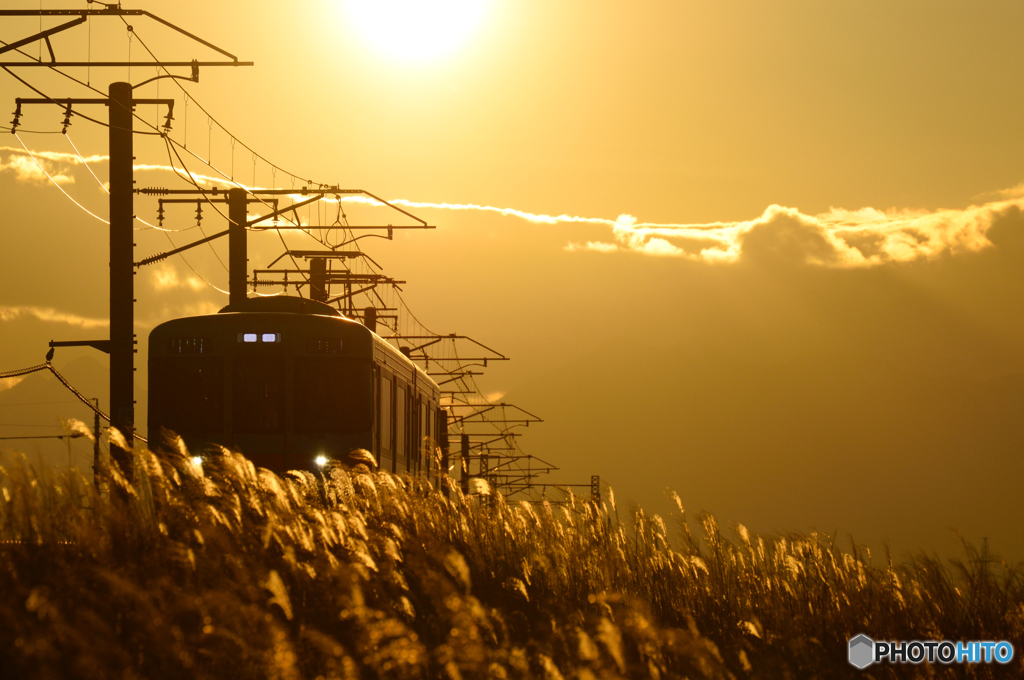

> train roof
[150,296,440,397]
[217,296,342,316]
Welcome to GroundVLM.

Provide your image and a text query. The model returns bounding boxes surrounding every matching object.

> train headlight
[191,456,203,466]
[238,332,280,343]
[315,455,328,467]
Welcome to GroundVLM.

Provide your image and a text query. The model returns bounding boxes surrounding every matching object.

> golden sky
[1,1,1023,561]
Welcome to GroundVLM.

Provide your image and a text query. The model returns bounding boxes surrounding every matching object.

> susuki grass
[1,445,1022,679]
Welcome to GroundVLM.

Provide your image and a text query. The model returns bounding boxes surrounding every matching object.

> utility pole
[2,7,253,477]
[93,398,101,482]
[228,188,248,306]
[108,82,134,473]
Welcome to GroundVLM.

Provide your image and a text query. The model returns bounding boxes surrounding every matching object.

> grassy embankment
[1,444,1022,679]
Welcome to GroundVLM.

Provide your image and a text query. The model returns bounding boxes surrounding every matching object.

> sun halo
[342,0,491,62]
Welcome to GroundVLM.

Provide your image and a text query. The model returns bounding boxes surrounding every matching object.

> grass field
[1,444,1021,679]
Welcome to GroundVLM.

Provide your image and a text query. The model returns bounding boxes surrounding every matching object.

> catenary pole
[228,187,248,306]
[108,82,134,476]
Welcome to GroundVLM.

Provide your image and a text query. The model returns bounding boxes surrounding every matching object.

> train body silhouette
[148,296,444,475]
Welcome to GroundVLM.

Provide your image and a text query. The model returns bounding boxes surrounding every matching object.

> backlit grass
[1,444,1022,679]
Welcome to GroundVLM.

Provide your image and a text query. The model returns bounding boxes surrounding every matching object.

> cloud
[10,143,1021,268]
[0,376,25,392]
[0,146,105,164]
[0,153,75,184]
[564,197,1024,267]
[150,264,204,292]
[0,305,108,330]
[0,146,236,190]
[352,192,1024,267]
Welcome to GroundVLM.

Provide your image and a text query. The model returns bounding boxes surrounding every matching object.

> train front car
[148,296,442,475]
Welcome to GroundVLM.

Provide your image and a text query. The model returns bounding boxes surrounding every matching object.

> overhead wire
[0,125,61,134]
[14,132,109,224]
[163,130,312,289]
[161,134,230,273]
[120,19,332,288]
[4,17,535,480]
[64,131,108,194]
[119,18,314,185]
[3,65,162,135]
[0,361,146,443]
[7,51,232,285]
[5,75,227,288]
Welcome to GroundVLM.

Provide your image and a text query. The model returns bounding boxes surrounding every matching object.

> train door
[419,398,427,475]
[379,369,394,473]
[396,381,407,473]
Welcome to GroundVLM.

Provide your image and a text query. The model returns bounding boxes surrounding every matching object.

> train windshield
[150,356,224,434]
[293,358,372,433]
[233,357,286,433]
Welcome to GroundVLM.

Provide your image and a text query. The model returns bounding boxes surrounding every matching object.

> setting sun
[341,0,490,61]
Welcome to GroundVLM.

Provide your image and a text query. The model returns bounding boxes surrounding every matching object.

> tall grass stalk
[1,446,1021,679]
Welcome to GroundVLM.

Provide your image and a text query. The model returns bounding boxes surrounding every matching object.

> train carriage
[148,296,444,476]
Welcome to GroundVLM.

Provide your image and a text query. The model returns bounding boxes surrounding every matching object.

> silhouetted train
[148,296,445,476]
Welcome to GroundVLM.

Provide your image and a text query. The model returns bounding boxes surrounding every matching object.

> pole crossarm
[49,339,111,354]
[430,370,484,386]
[136,186,433,230]
[252,224,433,231]
[15,97,176,133]
[0,9,251,66]
[0,16,84,59]
[0,60,253,68]
[325,284,388,305]
[252,270,405,286]
[285,250,365,259]
[247,195,322,227]
[446,403,544,427]
[388,334,509,361]
[266,250,375,268]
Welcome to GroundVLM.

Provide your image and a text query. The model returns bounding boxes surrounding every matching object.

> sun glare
[342,0,490,61]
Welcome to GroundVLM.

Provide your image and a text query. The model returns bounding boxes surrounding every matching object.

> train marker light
[315,455,328,467]
[237,332,280,343]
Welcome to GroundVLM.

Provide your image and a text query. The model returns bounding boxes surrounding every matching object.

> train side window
[151,356,223,434]
[233,357,285,433]
[420,401,427,472]
[380,375,393,456]
[293,359,371,433]
[396,383,406,470]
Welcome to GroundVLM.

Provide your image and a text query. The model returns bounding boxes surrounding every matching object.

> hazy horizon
[2,0,1023,563]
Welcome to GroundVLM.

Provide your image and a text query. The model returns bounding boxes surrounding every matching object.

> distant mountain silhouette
[0,355,123,473]
[509,344,1024,561]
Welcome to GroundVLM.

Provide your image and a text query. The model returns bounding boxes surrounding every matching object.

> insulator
[195,202,203,226]
[157,204,165,227]
[137,252,169,267]
[60,104,72,134]
[139,187,170,196]
[9,102,22,133]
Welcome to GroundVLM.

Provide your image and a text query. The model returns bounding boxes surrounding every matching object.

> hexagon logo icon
[849,634,874,669]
